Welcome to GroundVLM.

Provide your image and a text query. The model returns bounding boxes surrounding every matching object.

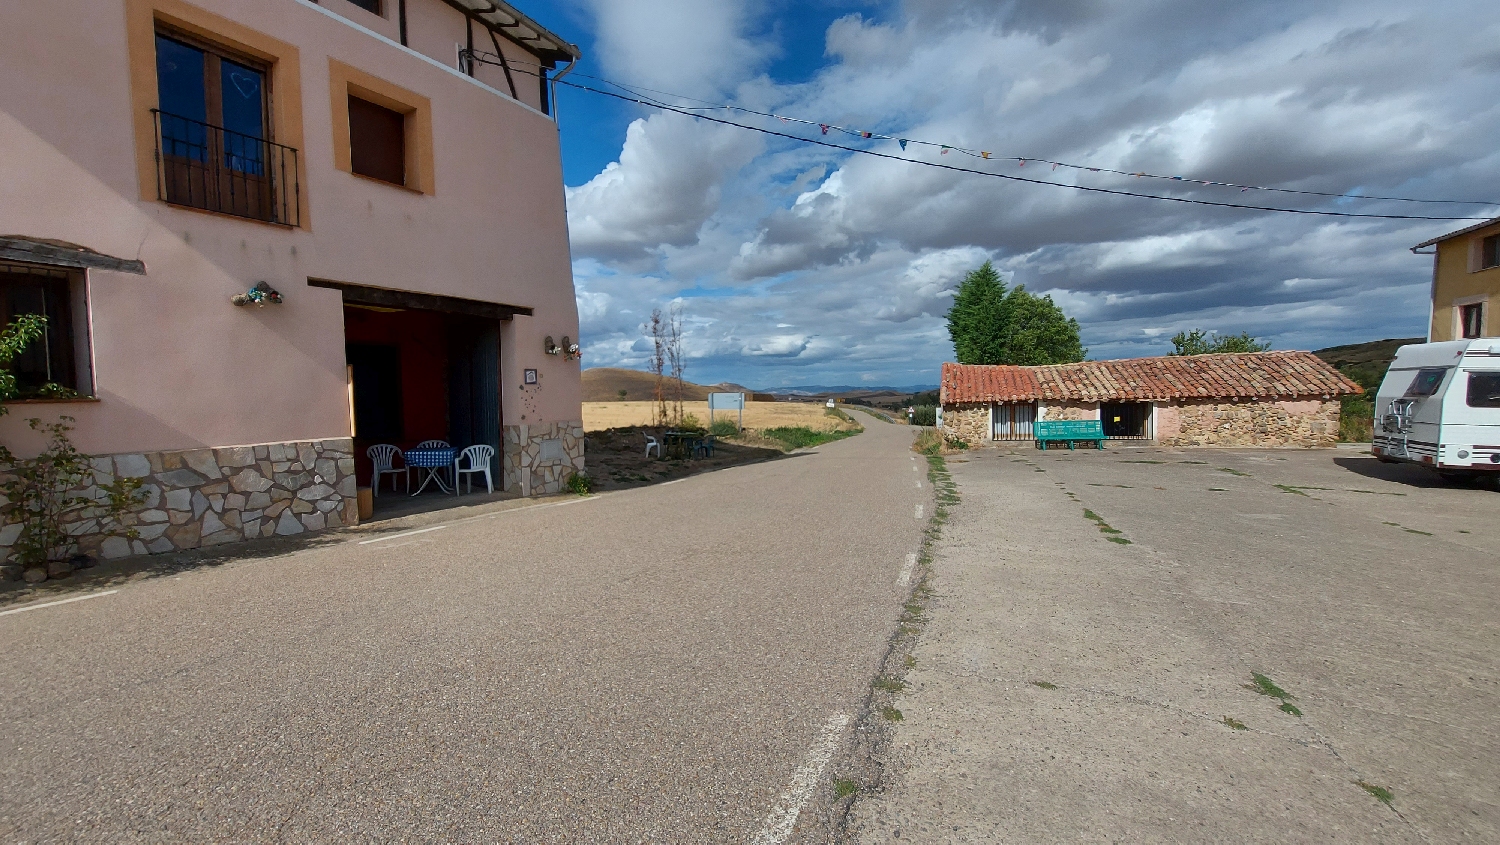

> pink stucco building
[0,0,584,559]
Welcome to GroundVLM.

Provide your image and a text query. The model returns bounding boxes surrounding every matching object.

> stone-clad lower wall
[940,404,990,445]
[502,422,585,495]
[942,398,1340,447]
[1039,401,1099,421]
[0,438,357,563]
[1157,399,1339,447]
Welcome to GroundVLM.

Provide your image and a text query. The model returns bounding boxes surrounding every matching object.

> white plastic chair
[366,444,407,497]
[453,444,496,494]
[644,432,661,458]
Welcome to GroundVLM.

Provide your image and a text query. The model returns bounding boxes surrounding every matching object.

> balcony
[151,110,300,227]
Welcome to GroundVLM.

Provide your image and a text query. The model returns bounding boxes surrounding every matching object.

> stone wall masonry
[0,438,357,565]
[941,404,990,446]
[1039,401,1099,422]
[1158,399,1341,447]
[502,421,585,495]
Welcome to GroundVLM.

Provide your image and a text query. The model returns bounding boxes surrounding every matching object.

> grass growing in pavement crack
[1221,716,1249,730]
[1209,487,1228,492]
[1029,680,1058,690]
[1357,780,1395,807]
[1083,508,1132,544]
[1246,672,1302,716]
[1121,460,1166,464]
[1382,521,1433,536]
[832,446,960,833]
[1217,467,1251,477]
[1179,460,1208,464]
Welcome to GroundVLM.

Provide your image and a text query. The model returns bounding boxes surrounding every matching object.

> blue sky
[523,1,1500,390]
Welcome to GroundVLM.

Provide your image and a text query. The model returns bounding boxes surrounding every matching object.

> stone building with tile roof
[939,352,1362,447]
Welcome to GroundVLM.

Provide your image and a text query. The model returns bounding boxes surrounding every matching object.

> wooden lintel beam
[309,278,531,321]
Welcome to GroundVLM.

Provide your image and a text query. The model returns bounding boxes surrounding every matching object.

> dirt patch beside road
[583,400,852,432]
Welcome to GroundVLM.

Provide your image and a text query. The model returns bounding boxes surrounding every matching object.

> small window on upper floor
[348,95,406,186]
[347,0,383,14]
[1461,302,1485,339]
[1482,235,1500,270]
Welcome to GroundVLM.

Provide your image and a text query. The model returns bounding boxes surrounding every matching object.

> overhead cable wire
[472,52,1497,219]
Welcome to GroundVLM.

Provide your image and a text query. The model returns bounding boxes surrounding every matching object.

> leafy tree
[1001,286,1087,365]
[1169,329,1272,356]
[946,261,1086,365]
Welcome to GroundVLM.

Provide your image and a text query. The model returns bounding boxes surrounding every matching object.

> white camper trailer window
[1404,368,1449,397]
[1468,373,1500,408]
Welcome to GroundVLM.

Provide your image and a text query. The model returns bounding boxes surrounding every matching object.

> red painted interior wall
[343,305,450,487]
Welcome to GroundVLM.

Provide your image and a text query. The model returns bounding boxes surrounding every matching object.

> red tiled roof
[941,352,1362,404]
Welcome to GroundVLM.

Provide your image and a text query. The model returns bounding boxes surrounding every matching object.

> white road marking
[898,553,917,587]
[752,712,852,845]
[358,525,447,545]
[915,504,924,519]
[0,590,118,618]
[659,478,688,486]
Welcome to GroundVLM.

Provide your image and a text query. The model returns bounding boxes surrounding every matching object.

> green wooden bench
[1035,419,1106,450]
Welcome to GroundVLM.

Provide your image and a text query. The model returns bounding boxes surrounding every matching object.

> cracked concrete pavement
[0,416,928,842]
[850,444,1499,842]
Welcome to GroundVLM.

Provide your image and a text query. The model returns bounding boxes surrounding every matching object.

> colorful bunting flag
[819,124,828,135]
[941,146,950,155]
[981,151,991,159]
[898,139,908,150]
[861,131,872,139]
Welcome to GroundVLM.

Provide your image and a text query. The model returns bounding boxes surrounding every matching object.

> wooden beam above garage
[308,278,532,320]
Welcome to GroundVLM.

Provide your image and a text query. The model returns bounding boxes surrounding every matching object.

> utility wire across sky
[471,51,1498,221]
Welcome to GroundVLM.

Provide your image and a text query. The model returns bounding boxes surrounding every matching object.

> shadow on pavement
[1333,455,1500,491]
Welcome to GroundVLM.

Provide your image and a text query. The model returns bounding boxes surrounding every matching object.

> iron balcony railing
[151,109,300,227]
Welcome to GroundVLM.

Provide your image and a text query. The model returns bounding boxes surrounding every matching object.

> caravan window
[1404,368,1449,397]
[1468,373,1500,408]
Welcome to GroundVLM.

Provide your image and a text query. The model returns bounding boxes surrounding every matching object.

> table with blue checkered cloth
[404,448,455,467]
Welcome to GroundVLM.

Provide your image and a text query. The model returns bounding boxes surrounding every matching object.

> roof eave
[445,0,581,66]
[1411,214,1500,251]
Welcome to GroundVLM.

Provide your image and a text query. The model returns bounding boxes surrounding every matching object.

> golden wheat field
[582,401,855,432]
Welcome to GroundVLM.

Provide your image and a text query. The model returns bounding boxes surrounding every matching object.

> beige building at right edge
[1415,214,1500,341]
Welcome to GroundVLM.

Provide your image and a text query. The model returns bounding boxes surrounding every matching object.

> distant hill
[582,368,764,402]
[1313,337,1423,392]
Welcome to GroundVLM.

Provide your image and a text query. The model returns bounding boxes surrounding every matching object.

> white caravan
[1372,338,1500,480]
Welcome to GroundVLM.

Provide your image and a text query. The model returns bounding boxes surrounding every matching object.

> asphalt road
[1,417,925,842]
[849,444,1499,842]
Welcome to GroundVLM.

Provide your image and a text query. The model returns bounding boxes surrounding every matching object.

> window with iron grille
[0,264,87,395]
[153,29,299,225]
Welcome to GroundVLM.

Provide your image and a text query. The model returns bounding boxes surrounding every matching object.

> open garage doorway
[315,279,529,498]
[1101,401,1152,439]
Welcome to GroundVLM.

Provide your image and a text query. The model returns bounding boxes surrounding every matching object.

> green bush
[1339,396,1374,442]
[911,405,937,426]
[677,413,706,433]
[565,471,593,496]
[708,418,739,437]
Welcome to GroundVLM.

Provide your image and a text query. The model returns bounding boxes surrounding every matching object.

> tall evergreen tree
[945,261,1008,364]
[946,262,1086,365]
